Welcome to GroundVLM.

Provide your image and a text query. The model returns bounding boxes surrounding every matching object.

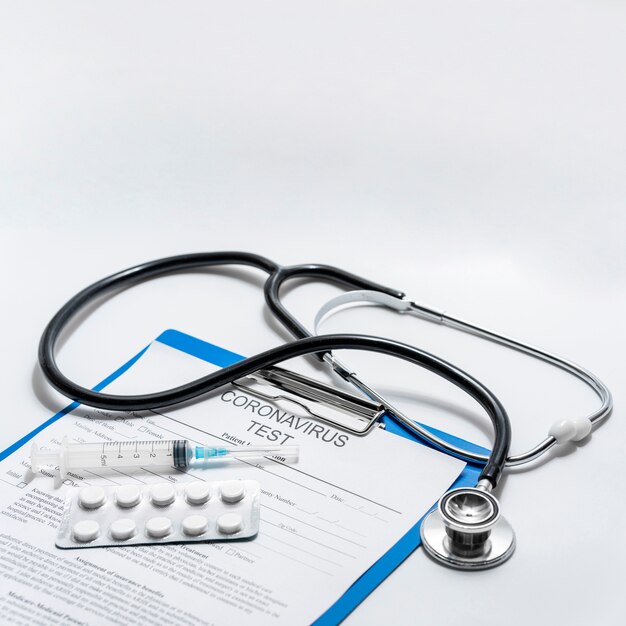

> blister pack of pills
[55,479,260,549]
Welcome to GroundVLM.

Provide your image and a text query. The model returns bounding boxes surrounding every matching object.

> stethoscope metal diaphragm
[420,487,516,570]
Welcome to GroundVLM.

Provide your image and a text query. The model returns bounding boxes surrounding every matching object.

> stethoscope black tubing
[38,252,510,487]
[264,264,405,350]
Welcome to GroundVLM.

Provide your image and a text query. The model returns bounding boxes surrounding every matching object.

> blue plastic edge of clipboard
[0,328,488,626]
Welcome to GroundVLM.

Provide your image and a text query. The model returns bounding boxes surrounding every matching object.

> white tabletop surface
[1,2,624,625]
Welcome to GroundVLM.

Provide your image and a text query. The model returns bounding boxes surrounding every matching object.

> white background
[0,2,624,625]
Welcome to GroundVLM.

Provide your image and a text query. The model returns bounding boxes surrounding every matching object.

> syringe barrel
[31,438,186,477]
[30,439,299,477]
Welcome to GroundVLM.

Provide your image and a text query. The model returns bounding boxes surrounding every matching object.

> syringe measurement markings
[97,440,174,465]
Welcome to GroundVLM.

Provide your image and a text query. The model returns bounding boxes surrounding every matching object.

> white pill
[115,484,141,508]
[185,482,211,505]
[151,483,176,506]
[220,480,245,503]
[145,516,172,538]
[182,514,209,536]
[72,519,100,542]
[110,518,136,540]
[79,486,106,509]
[217,513,243,535]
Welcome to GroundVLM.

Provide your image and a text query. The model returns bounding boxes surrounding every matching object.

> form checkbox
[138,426,148,433]
[226,548,236,556]
[17,482,27,489]
[63,479,73,485]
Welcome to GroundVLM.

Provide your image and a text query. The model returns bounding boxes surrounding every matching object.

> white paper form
[0,336,465,626]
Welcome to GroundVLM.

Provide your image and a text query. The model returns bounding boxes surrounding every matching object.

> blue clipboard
[0,329,488,626]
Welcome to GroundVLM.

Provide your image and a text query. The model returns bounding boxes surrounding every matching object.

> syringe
[31,437,299,478]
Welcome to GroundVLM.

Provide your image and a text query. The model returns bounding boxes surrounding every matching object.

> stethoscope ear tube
[263,265,406,358]
[310,289,613,468]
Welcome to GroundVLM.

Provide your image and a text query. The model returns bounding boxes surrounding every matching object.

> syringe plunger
[30,437,299,478]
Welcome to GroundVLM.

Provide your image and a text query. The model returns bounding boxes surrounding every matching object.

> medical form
[0,332,466,625]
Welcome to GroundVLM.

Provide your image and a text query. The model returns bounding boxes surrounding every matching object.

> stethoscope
[38,252,612,570]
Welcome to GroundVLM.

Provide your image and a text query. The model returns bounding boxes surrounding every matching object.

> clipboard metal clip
[233,366,385,436]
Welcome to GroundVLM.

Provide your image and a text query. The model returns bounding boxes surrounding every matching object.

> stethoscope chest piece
[420,487,515,570]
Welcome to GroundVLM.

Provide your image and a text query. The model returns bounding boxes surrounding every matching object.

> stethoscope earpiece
[420,486,515,570]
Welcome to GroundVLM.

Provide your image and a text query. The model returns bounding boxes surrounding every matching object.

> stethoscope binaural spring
[37,252,612,570]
